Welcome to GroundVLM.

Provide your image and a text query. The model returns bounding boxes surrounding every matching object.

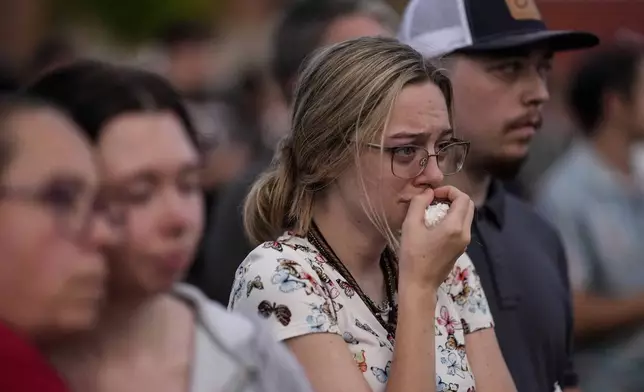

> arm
[451,254,516,392]
[573,293,644,338]
[465,329,515,392]
[285,285,438,392]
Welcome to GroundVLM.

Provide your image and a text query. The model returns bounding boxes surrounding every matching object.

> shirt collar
[477,180,506,228]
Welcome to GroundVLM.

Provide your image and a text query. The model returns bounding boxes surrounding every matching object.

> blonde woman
[229,37,515,392]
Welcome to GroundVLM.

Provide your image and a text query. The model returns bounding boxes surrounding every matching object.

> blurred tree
[53,0,224,44]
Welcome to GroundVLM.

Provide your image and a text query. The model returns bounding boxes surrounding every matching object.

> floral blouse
[228,232,494,392]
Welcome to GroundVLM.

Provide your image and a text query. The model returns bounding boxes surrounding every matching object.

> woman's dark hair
[25,60,198,147]
[567,44,644,136]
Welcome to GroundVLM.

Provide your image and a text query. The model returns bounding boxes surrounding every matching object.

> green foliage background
[53,0,223,44]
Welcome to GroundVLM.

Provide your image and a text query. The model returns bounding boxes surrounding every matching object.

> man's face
[448,47,553,178]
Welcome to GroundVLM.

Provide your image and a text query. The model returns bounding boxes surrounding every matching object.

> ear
[603,90,631,124]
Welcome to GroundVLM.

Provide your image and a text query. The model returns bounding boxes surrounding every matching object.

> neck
[450,167,491,207]
[52,293,169,359]
[591,125,633,176]
[312,193,385,277]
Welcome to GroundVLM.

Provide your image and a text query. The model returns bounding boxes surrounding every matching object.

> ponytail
[243,139,315,245]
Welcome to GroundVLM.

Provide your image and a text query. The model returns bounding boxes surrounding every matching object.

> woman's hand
[398,186,475,290]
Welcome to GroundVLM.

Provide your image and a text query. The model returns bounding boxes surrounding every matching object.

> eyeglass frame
[366,138,471,179]
[0,183,126,242]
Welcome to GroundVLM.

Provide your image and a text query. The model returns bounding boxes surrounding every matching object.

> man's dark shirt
[469,181,577,392]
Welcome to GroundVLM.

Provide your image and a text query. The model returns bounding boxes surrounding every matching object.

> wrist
[398,282,438,305]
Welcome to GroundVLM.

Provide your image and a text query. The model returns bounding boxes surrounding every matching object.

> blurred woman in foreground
[28,61,312,392]
[0,95,111,391]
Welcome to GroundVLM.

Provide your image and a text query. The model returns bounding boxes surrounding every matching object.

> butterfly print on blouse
[283,242,315,253]
[371,360,391,383]
[311,263,340,299]
[440,350,467,379]
[354,350,367,372]
[246,275,264,297]
[336,279,355,298]
[257,300,292,326]
[355,319,388,347]
[343,332,360,344]
[445,333,467,359]
[271,259,324,296]
[437,306,461,335]
[355,319,379,337]
[262,241,283,252]
[436,376,459,392]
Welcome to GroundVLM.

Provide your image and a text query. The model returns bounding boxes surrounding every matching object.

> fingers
[433,186,462,203]
[435,186,471,224]
[405,188,435,226]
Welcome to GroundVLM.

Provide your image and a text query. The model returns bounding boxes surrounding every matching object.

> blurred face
[336,81,456,232]
[0,108,107,339]
[99,112,203,297]
[168,42,211,95]
[449,48,552,178]
[322,14,392,45]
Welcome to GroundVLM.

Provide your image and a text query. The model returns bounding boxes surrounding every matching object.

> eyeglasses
[367,139,470,179]
[0,181,126,242]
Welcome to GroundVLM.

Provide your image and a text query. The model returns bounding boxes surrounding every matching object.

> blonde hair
[244,36,453,246]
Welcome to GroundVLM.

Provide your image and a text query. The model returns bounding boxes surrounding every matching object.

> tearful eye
[393,146,417,157]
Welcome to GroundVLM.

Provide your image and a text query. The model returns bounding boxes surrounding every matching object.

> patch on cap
[504,0,541,21]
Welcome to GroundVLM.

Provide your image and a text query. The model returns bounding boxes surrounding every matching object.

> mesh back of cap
[399,0,473,59]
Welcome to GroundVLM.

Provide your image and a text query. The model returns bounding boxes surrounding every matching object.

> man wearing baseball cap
[400,0,598,391]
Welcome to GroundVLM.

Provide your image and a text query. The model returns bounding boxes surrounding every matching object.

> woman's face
[0,108,108,338]
[337,81,453,233]
[98,111,203,296]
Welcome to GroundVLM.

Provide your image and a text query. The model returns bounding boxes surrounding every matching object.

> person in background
[536,44,644,392]
[26,36,76,83]
[0,95,112,391]
[399,0,598,391]
[230,36,515,392]
[28,61,313,392]
[200,0,398,304]
[159,21,214,100]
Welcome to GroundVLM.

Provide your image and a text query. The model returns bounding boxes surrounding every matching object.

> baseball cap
[399,0,599,58]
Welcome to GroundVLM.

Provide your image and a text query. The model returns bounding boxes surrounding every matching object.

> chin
[56,307,100,334]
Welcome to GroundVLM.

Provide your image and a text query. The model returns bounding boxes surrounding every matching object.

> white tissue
[424,203,450,228]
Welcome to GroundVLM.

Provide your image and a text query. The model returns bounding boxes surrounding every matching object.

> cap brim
[460,30,599,53]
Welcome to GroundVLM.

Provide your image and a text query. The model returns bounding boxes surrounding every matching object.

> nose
[522,68,550,107]
[88,214,121,249]
[159,188,203,239]
[414,156,444,189]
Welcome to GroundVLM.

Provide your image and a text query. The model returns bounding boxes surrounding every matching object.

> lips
[157,250,193,272]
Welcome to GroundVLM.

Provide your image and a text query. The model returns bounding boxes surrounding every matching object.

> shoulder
[232,232,321,285]
[173,283,257,347]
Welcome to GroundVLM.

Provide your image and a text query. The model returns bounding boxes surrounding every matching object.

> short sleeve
[447,253,494,334]
[228,241,342,342]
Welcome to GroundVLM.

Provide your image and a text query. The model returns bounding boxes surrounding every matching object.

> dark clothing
[468,181,577,392]
[198,153,273,304]
[0,323,68,392]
